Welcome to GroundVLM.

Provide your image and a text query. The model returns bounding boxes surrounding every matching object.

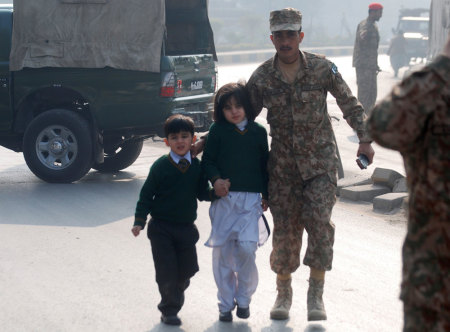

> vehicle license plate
[190,81,203,90]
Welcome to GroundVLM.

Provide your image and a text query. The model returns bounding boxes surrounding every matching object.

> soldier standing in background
[353,3,383,114]
[246,8,374,322]
[367,34,450,332]
[387,30,408,78]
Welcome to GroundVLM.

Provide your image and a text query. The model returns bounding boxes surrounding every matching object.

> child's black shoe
[236,306,250,319]
[219,311,232,322]
[161,314,182,325]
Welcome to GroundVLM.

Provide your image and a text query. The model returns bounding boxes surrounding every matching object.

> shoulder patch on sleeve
[331,63,338,75]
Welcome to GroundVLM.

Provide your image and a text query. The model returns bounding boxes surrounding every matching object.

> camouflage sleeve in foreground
[367,55,450,153]
[368,55,450,312]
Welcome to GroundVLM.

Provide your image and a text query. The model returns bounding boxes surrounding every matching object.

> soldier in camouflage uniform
[367,34,450,332]
[353,3,383,114]
[246,8,375,321]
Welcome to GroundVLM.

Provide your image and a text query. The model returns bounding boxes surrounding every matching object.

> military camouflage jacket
[367,55,450,309]
[352,18,380,69]
[247,51,371,180]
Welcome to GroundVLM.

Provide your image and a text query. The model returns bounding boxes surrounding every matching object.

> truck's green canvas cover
[10,0,165,72]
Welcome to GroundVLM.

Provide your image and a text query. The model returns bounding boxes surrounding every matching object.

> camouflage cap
[270,8,302,32]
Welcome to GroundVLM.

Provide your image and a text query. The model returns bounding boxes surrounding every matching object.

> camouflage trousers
[401,254,450,332]
[268,145,337,274]
[403,303,450,332]
[356,67,378,114]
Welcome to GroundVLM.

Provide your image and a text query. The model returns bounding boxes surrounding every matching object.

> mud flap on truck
[93,130,104,164]
[0,136,23,152]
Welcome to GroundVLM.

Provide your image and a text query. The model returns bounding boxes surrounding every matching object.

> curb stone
[393,177,408,193]
[371,167,404,190]
[373,193,409,212]
[340,184,391,202]
[338,167,408,213]
[337,177,372,196]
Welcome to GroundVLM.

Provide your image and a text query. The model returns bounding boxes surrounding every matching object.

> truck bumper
[171,93,214,130]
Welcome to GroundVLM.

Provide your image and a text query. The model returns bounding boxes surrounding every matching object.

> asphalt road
[0,55,409,331]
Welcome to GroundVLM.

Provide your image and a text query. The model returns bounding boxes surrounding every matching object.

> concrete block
[337,177,372,196]
[393,177,408,193]
[403,195,409,209]
[371,167,404,190]
[340,184,391,202]
[373,193,409,212]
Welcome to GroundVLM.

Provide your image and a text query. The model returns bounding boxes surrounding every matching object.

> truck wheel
[92,140,143,172]
[23,109,93,183]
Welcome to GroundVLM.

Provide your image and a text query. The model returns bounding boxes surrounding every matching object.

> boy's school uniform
[134,153,215,227]
[134,152,215,317]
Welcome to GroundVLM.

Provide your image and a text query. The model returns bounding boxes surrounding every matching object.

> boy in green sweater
[131,114,216,326]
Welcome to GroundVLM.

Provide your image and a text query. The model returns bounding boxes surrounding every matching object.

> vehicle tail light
[211,72,217,91]
[160,72,175,97]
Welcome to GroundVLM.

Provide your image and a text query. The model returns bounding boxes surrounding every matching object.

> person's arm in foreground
[367,35,450,152]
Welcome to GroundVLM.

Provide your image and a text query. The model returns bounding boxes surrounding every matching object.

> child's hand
[214,178,230,197]
[131,226,142,237]
[191,138,206,158]
[261,199,269,211]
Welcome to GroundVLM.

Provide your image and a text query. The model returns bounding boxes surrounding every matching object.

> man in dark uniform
[353,3,383,113]
[246,7,374,322]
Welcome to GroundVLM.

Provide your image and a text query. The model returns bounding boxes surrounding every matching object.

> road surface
[0,55,408,332]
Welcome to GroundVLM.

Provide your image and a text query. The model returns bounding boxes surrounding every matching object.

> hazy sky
[208,0,432,43]
[1,0,433,43]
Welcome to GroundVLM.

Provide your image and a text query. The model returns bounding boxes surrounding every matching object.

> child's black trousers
[147,218,200,316]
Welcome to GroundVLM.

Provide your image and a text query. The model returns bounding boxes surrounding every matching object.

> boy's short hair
[164,114,195,138]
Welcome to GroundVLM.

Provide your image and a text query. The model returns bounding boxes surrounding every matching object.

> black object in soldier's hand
[356,154,369,169]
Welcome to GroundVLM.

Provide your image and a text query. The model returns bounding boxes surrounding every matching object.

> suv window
[398,19,429,34]
[165,0,216,58]
[0,9,12,61]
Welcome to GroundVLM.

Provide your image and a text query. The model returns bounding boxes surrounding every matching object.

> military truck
[394,8,430,62]
[0,0,217,183]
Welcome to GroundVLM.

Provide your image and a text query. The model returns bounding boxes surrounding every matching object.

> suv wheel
[23,109,93,183]
[92,139,144,172]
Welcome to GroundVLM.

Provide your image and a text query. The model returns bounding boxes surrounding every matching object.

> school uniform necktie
[178,158,190,171]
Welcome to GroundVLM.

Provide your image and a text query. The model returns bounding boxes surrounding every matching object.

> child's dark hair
[213,82,256,123]
[164,114,195,138]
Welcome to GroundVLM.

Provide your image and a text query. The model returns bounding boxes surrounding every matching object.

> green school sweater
[134,155,214,227]
[202,121,269,198]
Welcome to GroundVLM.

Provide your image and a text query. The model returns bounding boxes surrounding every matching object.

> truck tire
[23,109,93,183]
[92,140,143,172]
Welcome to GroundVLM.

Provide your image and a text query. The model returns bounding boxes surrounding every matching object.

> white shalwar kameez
[205,191,263,313]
